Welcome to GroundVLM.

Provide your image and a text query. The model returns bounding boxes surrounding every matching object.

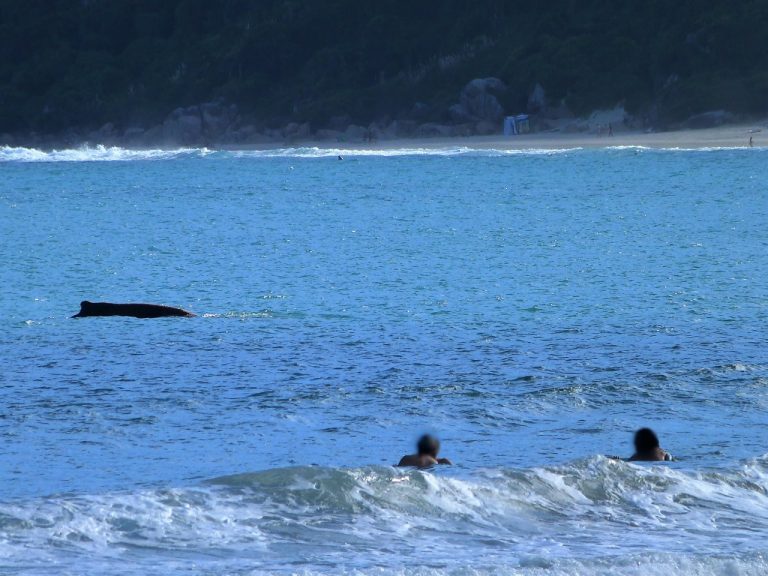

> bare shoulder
[397,455,415,467]
[397,454,438,468]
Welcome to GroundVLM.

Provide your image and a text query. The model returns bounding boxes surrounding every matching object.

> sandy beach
[223,122,768,152]
[413,123,766,150]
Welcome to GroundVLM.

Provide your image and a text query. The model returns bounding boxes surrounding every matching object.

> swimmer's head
[634,428,660,452]
[417,434,440,457]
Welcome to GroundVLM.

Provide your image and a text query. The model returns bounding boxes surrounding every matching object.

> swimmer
[397,434,453,468]
[628,427,672,461]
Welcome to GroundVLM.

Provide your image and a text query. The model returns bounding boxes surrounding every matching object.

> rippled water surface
[1,145,767,575]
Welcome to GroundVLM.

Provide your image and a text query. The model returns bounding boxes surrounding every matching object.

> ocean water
[1,144,767,575]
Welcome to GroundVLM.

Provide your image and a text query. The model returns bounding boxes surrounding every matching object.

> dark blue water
[1,145,767,575]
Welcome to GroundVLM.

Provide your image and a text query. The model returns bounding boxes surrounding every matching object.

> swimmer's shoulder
[396,454,439,468]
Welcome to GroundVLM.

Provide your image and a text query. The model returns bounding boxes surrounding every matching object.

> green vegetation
[1,0,767,134]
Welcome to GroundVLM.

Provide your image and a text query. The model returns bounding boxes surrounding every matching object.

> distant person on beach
[628,428,672,461]
[397,434,452,468]
[750,136,754,147]
[608,122,613,136]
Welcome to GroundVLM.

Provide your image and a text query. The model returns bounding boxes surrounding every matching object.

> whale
[72,301,195,318]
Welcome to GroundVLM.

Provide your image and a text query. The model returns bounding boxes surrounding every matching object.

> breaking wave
[0,144,213,163]
[230,146,578,158]
[3,143,764,163]
[606,144,768,152]
[1,456,767,574]
[0,144,577,163]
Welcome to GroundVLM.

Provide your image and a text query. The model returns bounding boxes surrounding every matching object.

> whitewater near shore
[2,123,765,158]
[223,123,766,152]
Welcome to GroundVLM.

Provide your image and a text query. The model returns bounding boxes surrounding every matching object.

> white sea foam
[1,457,766,574]
[604,144,768,153]
[289,555,768,576]
[0,144,578,162]
[0,144,212,163]
[2,143,762,163]
[231,146,579,158]
[318,555,768,575]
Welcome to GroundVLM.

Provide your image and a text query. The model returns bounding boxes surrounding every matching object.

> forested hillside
[1,0,767,139]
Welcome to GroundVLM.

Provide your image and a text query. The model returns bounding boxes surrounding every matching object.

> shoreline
[221,123,766,152]
[2,123,766,153]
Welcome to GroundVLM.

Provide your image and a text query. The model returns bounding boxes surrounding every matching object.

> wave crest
[231,146,578,158]
[0,144,212,163]
[1,457,767,573]
[2,143,765,163]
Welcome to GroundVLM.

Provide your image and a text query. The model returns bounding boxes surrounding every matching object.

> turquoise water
[1,145,767,575]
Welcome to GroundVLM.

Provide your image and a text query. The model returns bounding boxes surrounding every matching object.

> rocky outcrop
[315,129,343,141]
[327,115,353,132]
[162,107,203,144]
[415,123,452,138]
[528,83,547,114]
[200,101,238,138]
[448,78,507,128]
[474,120,498,135]
[380,120,417,139]
[160,100,239,145]
[88,122,117,143]
[284,122,311,141]
[343,124,367,141]
[683,110,734,129]
[587,106,631,133]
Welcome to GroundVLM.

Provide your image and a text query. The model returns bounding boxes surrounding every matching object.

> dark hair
[634,428,660,452]
[417,434,440,456]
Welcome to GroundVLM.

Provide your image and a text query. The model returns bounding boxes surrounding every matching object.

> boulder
[284,122,311,140]
[122,127,146,145]
[142,125,163,145]
[315,129,343,141]
[222,126,275,144]
[588,105,631,133]
[562,120,589,133]
[544,100,575,120]
[448,103,475,124]
[457,77,507,123]
[160,100,239,145]
[328,115,352,132]
[162,106,203,145]
[387,120,417,138]
[367,122,389,141]
[59,128,84,146]
[528,83,546,113]
[86,122,117,144]
[684,110,734,129]
[200,100,238,139]
[218,125,249,144]
[249,132,278,144]
[450,123,475,137]
[263,127,284,140]
[415,123,452,138]
[123,126,144,138]
[344,124,367,142]
[475,120,499,135]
